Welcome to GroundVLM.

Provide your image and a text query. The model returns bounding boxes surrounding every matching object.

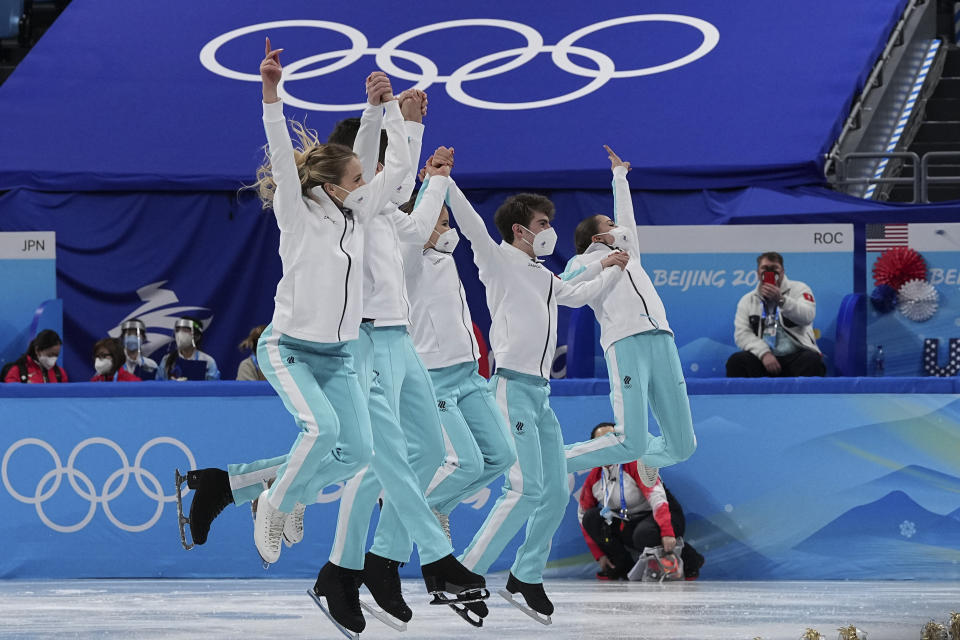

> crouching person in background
[578,422,704,581]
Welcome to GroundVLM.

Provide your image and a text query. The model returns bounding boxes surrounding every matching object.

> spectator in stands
[2,329,68,383]
[157,316,220,381]
[578,422,704,581]
[120,318,158,380]
[235,324,266,381]
[726,251,826,377]
[90,337,140,382]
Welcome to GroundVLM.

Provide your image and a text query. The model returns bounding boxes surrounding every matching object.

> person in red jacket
[3,329,68,383]
[578,422,704,580]
[90,337,141,382]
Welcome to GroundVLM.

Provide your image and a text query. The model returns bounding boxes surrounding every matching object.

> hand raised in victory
[365,71,395,105]
[603,144,631,172]
[260,37,284,103]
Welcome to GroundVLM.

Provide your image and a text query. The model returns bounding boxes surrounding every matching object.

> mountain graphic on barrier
[677,336,737,377]
[843,465,960,515]
[793,491,960,579]
[684,512,777,579]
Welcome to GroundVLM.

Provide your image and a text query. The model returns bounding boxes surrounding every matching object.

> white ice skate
[283,502,305,547]
[253,489,287,565]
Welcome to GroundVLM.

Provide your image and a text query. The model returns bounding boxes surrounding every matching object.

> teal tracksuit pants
[329,325,453,569]
[564,330,697,473]
[226,324,373,513]
[425,361,515,516]
[459,368,569,584]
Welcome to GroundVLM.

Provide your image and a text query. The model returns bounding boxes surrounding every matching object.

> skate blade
[497,589,552,626]
[174,469,194,551]
[307,589,361,640]
[359,599,407,632]
[427,587,489,605]
[448,602,484,628]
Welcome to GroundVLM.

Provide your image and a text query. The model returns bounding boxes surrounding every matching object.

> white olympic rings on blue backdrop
[2,437,196,533]
[199,16,719,111]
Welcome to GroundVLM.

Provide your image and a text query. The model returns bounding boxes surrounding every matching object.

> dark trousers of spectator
[581,504,700,578]
[725,349,826,378]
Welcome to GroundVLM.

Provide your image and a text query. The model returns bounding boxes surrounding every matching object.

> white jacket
[561,166,671,351]
[447,182,623,380]
[733,275,820,358]
[353,102,448,325]
[402,244,479,371]
[263,99,409,343]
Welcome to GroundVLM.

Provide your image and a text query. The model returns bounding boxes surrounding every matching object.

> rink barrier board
[1,378,958,580]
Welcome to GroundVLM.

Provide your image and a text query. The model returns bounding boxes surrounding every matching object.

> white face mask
[37,354,58,370]
[94,357,113,375]
[606,226,633,250]
[522,225,558,257]
[432,228,460,253]
[175,332,195,350]
[329,183,370,215]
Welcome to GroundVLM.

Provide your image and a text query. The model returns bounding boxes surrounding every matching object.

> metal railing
[835,150,960,202]
[835,152,921,202]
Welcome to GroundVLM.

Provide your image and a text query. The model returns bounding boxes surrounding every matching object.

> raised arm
[445,180,499,268]
[259,38,302,231]
[359,89,410,221]
[394,89,427,204]
[390,152,452,244]
[780,281,817,326]
[354,72,391,182]
[605,145,639,251]
[555,257,626,308]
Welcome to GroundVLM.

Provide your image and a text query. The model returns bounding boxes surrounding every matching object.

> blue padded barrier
[834,293,866,377]
[1,378,959,580]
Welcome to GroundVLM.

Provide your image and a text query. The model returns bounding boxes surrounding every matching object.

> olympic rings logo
[2,437,196,533]
[199,16,719,111]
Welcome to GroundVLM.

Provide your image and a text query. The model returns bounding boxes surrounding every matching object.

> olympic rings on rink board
[198,16,719,111]
[2,437,196,533]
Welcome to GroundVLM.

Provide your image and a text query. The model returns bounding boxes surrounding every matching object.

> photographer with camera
[577,423,704,581]
[725,251,825,377]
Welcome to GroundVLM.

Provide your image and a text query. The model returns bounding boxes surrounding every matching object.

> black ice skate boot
[499,572,553,625]
[182,468,232,546]
[421,554,489,604]
[311,561,366,635]
[362,552,413,623]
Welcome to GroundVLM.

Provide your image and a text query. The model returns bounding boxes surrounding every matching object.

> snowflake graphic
[899,520,916,538]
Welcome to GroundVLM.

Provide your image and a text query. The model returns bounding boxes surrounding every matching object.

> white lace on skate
[636,459,660,488]
[433,509,451,543]
[283,502,305,547]
[254,489,287,564]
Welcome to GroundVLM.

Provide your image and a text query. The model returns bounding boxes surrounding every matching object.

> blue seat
[834,293,866,377]
[0,0,23,39]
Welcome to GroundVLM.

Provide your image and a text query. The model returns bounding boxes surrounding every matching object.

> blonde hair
[252,119,356,209]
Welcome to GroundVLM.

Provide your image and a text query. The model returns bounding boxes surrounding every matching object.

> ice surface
[0,579,957,639]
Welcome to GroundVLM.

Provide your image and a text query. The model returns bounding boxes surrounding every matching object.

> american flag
[866,223,908,252]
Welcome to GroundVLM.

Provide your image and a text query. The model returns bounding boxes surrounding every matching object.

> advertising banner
[866,222,960,376]
[2,380,957,581]
[630,224,853,377]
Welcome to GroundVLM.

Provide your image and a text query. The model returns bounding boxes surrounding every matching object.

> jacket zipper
[336,214,353,341]
[453,262,478,362]
[626,269,655,330]
[539,276,554,378]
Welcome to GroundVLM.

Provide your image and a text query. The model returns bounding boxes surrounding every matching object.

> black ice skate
[497,572,553,625]
[309,562,366,639]
[360,552,411,631]
[447,597,488,628]
[421,554,490,607]
[175,467,233,549]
